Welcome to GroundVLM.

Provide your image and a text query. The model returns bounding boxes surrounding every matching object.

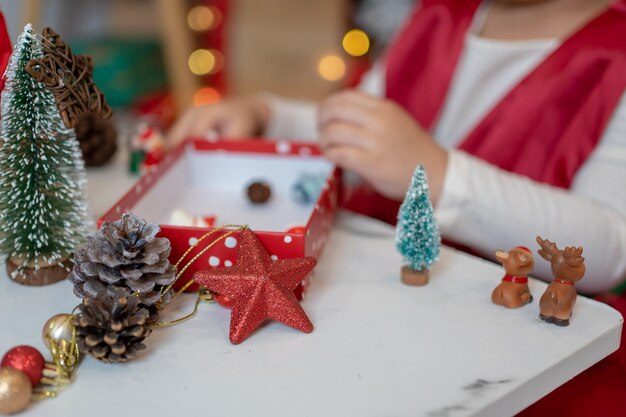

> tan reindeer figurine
[491,247,534,308]
[536,236,586,326]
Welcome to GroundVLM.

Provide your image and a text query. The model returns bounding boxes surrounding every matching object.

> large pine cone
[69,213,176,312]
[75,286,151,363]
[75,113,117,167]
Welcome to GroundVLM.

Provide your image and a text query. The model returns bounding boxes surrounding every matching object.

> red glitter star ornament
[193,228,316,344]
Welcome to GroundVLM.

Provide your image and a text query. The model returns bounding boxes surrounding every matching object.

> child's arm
[166,93,318,145]
[437,91,626,293]
[438,151,626,293]
[261,61,387,140]
[261,94,318,141]
[318,90,448,202]
[319,89,626,293]
[167,95,271,145]
[167,62,387,145]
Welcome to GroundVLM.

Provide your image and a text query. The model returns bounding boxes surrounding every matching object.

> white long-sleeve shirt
[261,22,626,294]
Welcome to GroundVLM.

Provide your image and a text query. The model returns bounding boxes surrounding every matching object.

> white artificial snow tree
[0,25,89,275]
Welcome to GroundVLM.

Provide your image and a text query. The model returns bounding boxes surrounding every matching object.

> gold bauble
[42,313,74,350]
[0,368,32,414]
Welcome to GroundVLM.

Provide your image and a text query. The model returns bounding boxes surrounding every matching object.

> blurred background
[0,0,414,215]
[0,0,414,123]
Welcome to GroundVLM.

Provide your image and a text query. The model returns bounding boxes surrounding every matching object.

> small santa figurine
[130,122,166,174]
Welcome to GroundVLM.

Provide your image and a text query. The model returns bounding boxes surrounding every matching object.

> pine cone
[69,213,176,317]
[75,286,151,363]
[75,113,117,167]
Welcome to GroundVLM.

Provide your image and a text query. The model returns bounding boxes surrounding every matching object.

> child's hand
[318,90,448,202]
[167,95,270,146]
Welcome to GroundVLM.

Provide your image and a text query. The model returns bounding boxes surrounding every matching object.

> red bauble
[194,228,316,344]
[1,346,45,386]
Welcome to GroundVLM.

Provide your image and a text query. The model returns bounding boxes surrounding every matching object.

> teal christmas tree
[0,25,90,284]
[396,165,441,286]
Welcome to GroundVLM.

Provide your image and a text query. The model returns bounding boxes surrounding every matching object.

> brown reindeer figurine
[536,236,586,326]
[491,247,534,308]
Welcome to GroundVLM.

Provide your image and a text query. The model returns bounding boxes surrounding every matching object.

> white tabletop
[0,154,622,417]
[0,213,622,417]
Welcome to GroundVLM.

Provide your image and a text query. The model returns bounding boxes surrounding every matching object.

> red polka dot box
[98,139,341,298]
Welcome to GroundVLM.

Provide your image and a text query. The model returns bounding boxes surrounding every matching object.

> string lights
[188,48,216,75]
[186,2,225,107]
[193,86,221,106]
[187,5,223,32]
[342,29,370,57]
[186,3,372,90]
[318,54,346,81]
[317,28,371,82]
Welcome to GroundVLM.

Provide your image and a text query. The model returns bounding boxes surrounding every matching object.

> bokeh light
[342,29,370,57]
[317,55,345,81]
[193,87,221,106]
[187,5,222,31]
[209,49,225,74]
[188,49,216,75]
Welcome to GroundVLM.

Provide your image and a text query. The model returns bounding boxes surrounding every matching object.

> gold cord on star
[149,224,247,328]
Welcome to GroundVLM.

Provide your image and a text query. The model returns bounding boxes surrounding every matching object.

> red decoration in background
[1,346,45,386]
[0,12,12,92]
[194,228,316,344]
[285,225,306,235]
[202,216,217,227]
[131,92,176,129]
[130,122,166,174]
[200,0,228,94]
[345,56,371,88]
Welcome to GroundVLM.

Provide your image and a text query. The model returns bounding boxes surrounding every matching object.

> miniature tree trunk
[396,165,441,286]
[6,258,73,286]
[0,26,90,285]
[401,266,429,286]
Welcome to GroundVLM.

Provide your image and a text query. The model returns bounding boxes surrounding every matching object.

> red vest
[348,0,626,224]
[380,4,626,414]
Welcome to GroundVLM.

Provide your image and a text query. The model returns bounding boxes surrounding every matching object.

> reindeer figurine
[536,236,586,326]
[491,247,534,308]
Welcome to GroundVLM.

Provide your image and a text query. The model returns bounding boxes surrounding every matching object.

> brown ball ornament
[0,368,32,415]
[42,314,75,350]
[246,181,272,204]
[0,346,45,386]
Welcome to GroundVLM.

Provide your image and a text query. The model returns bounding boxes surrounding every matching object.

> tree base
[6,257,72,286]
[401,266,429,286]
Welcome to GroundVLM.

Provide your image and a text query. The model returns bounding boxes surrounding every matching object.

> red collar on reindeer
[502,275,528,284]
[554,278,575,285]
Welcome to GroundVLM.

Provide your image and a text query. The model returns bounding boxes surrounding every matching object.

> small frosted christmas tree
[0,25,90,285]
[396,165,441,286]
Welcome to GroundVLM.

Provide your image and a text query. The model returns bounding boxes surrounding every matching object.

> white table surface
[0,151,622,417]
